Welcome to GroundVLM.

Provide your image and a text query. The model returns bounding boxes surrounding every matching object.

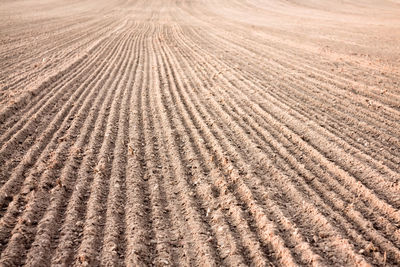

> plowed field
[1,0,400,266]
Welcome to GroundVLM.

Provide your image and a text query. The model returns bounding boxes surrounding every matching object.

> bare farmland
[1,0,400,266]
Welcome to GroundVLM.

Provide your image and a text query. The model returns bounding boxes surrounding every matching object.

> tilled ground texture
[1,0,400,266]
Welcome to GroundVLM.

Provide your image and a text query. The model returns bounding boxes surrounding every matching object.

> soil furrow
[1,0,399,266]
[0,24,135,214]
[0,19,128,139]
[155,24,257,266]
[158,28,305,266]
[71,27,138,266]
[123,22,158,266]
[23,23,141,267]
[49,27,136,266]
[0,23,136,266]
[166,27,400,264]
[180,23,400,145]
[181,25,400,157]
[169,25,400,213]
[161,27,328,266]
[161,29,374,266]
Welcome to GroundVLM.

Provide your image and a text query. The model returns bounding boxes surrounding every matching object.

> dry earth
[1,0,400,266]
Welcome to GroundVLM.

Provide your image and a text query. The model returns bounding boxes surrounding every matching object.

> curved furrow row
[192,74,400,264]
[0,18,129,128]
[0,17,115,83]
[119,10,193,265]
[153,24,260,266]
[162,23,396,266]
[179,20,400,135]
[48,28,139,266]
[135,22,183,266]
[157,26,326,266]
[161,42,371,266]
[170,35,360,267]
[0,22,136,213]
[182,25,400,154]
[215,89,400,249]
[170,24,400,210]
[0,23,137,265]
[98,33,139,267]
[227,69,400,172]
[170,26,400,264]
[99,18,160,267]
[170,21,400,219]
[84,20,153,266]
[24,22,143,267]
[123,21,161,267]
[150,24,225,267]
[69,25,139,266]
[0,19,131,168]
[177,16,395,227]
[215,28,400,128]
[0,23,118,107]
[160,25,332,266]
[174,24,400,172]
[159,24,318,266]
[179,5,400,106]
[0,17,130,135]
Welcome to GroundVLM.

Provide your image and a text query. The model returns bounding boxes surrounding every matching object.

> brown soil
[1,0,400,266]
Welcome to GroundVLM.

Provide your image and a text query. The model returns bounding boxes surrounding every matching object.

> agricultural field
[1,0,400,266]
